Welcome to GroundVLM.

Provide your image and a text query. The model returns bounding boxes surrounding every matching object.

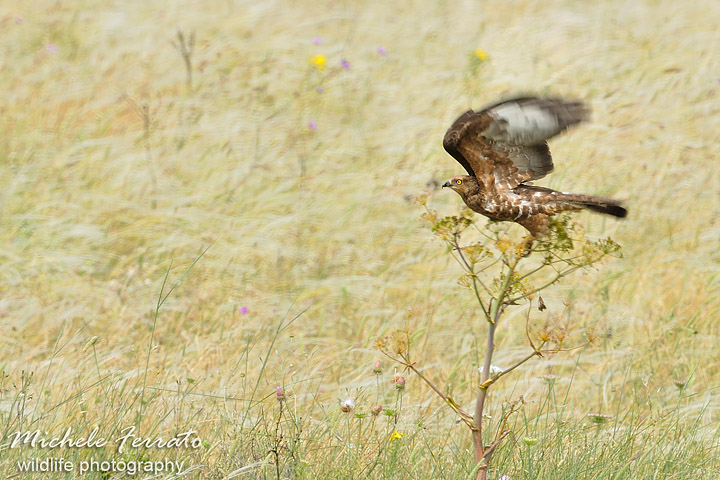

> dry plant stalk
[123,95,157,209]
[172,29,196,94]
[379,204,620,479]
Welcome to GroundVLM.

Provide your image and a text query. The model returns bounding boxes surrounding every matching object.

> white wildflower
[340,398,355,413]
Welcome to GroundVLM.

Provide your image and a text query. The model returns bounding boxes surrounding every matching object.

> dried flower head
[371,404,383,416]
[373,361,382,374]
[390,330,409,354]
[340,397,355,413]
[395,376,406,391]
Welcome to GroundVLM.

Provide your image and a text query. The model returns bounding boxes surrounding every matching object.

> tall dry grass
[1,0,719,478]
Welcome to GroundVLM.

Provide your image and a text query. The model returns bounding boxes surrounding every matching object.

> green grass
[1,0,719,478]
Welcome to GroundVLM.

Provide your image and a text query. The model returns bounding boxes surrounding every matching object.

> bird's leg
[516,215,548,254]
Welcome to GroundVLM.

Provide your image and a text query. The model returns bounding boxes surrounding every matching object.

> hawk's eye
[456,179,462,185]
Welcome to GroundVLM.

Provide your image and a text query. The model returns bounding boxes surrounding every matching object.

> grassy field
[1,0,719,478]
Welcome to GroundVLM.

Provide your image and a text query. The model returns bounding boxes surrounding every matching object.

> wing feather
[443,96,590,188]
[442,109,481,177]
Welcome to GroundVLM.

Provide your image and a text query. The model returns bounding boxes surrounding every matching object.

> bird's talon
[521,237,533,257]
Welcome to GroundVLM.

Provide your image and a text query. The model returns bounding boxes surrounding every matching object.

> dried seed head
[340,398,355,413]
[83,336,99,352]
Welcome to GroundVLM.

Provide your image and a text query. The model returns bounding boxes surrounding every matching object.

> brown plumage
[442,96,627,237]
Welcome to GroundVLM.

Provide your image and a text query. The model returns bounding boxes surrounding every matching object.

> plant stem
[405,361,474,423]
[473,317,496,479]
[472,259,518,479]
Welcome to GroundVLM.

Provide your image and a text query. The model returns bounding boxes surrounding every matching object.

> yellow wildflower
[496,238,511,253]
[474,49,489,61]
[310,54,326,71]
[390,429,404,441]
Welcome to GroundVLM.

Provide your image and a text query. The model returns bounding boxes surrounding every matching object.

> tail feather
[519,185,627,218]
[576,200,627,218]
[561,193,628,218]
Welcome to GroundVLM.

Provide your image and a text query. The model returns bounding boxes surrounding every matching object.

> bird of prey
[442,96,627,237]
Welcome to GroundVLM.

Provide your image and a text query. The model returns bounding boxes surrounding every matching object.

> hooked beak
[442,180,451,188]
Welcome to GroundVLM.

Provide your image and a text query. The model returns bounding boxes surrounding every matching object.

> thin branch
[475,256,503,274]
[452,233,473,271]
[451,234,491,317]
[511,262,549,287]
[380,348,475,430]
[482,429,510,461]
[469,273,490,320]
[172,29,196,93]
[507,264,586,304]
[471,222,500,242]
[378,348,476,427]
[539,339,591,354]
[405,361,476,426]
[524,301,539,353]
[492,343,547,384]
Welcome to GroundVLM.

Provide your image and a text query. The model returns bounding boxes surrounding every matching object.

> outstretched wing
[443,96,589,188]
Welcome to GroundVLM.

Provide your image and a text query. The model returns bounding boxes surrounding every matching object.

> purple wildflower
[340,59,351,70]
[315,86,324,93]
[15,17,24,25]
[46,44,58,54]
[308,120,317,131]
[240,306,249,314]
[377,46,387,56]
[312,37,323,45]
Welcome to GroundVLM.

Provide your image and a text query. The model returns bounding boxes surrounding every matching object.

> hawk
[442,96,627,237]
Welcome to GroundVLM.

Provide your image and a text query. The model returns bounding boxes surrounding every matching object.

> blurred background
[1,0,719,478]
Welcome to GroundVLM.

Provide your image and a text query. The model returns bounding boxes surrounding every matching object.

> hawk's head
[442,175,478,197]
